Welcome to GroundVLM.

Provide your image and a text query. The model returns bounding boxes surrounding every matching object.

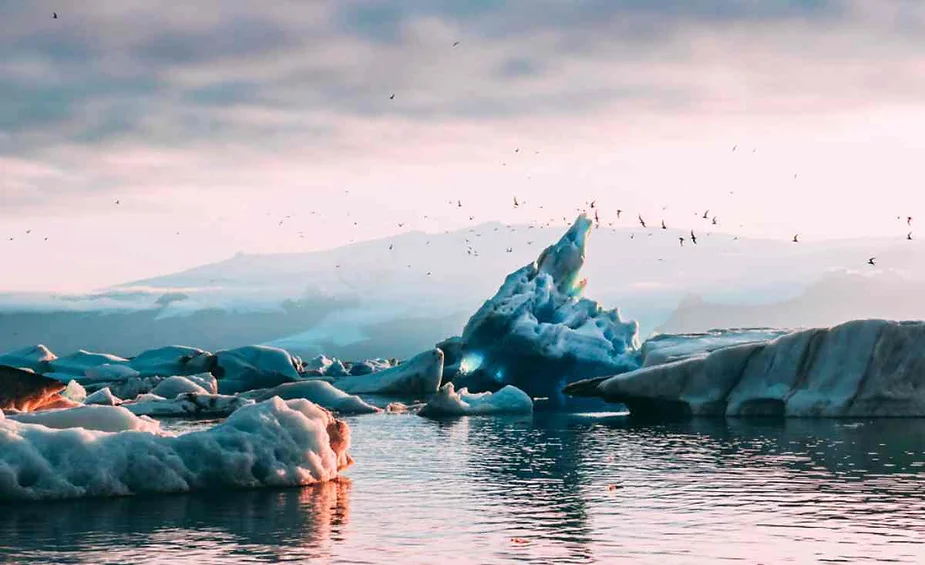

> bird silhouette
[868,257,876,266]
[457,200,462,208]
[792,234,800,243]
[53,12,58,19]
[616,209,622,219]
[661,220,667,230]
[453,41,460,47]
[638,214,646,228]
[389,93,395,100]
[702,210,710,220]
[389,244,393,250]
[678,237,684,247]
[908,216,913,226]
[590,200,596,209]
[711,216,718,225]
[690,230,697,245]
[513,196,519,208]
[908,232,913,241]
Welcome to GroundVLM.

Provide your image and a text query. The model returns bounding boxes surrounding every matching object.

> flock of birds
[9,12,914,275]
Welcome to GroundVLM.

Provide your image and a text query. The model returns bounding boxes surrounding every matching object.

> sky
[2,0,925,292]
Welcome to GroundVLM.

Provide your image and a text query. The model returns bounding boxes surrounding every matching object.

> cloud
[1,0,924,217]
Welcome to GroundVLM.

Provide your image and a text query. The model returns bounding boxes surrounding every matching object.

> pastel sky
[2,0,924,291]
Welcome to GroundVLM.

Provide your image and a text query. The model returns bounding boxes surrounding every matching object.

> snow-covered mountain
[0,219,921,359]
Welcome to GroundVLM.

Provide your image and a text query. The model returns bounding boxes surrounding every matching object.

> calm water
[1,412,924,564]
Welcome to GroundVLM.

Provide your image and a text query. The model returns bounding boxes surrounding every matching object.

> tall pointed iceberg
[453,215,641,403]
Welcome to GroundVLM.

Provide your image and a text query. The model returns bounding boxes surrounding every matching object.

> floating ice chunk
[123,392,251,417]
[127,345,214,377]
[84,363,140,382]
[214,345,301,394]
[85,387,121,406]
[454,215,640,403]
[0,344,57,373]
[9,405,161,433]
[565,319,925,418]
[331,349,443,396]
[49,350,131,377]
[151,376,210,398]
[251,381,380,414]
[62,380,87,403]
[0,397,352,500]
[419,383,533,417]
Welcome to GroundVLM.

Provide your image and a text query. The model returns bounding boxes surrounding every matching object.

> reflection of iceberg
[453,215,640,403]
[566,319,925,418]
[0,398,352,500]
[0,479,351,563]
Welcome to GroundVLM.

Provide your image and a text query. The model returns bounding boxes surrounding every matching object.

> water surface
[2,413,924,564]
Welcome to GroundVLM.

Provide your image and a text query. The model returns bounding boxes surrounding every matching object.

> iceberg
[48,350,132,377]
[83,363,141,382]
[565,319,925,418]
[123,392,252,417]
[150,375,210,398]
[127,345,214,377]
[331,349,443,396]
[213,345,302,394]
[249,381,380,414]
[419,383,533,417]
[85,387,122,406]
[0,345,57,373]
[8,405,161,433]
[0,397,353,500]
[0,365,74,412]
[453,215,640,403]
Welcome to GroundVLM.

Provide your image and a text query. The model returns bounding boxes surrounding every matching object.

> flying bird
[690,230,697,245]
[53,12,58,19]
[702,209,710,219]
[389,93,395,100]
[711,216,718,225]
[638,214,646,228]
[908,232,913,241]
[389,244,393,250]
[590,200,596,209]
[678,237,684,247]
[453,41,460,47]
[616,209,622,219]
[868,257,876,266]
[908,216,913,226]
[513,196,519,208]
[661,220,667,230]
[792,234,800,243]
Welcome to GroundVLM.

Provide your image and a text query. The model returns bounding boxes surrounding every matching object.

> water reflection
[0,479,351,564]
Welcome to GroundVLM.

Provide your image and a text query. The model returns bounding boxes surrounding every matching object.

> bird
[711,216,718,226]
[616,209,622,219]
[594,210,600,224]
[908,216,913,226]
[702,209,710,219]
[457,200,462,208]
[792,234,799,243]
[638,215,646,228]
[661,220,667,230]
[506,247,513,253]
[513,196,519,208]
[115,200,120,205]
[908,232,913,241]
[389,93,395,100]
[690,230,697,245]
[453,41,460,47]
[732,144,737,152]
[868,257,876,266]
[53,12,58,19]
[678,237,684,247]
[389,244,393,250]
[397,222,404,228]
[590,200,596,209]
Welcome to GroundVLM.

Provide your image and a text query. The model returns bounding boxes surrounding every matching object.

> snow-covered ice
[127,345,214,377]
[0,344,57,373]
[249,381,380,414]
[0,397,353,500]
[8,405,162,433]
[150,375,210,398]
[454,215,640,402]
[419,383,533,417]
[48,351,131,377]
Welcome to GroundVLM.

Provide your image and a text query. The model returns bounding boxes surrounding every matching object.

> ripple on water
[1,413,924,564]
